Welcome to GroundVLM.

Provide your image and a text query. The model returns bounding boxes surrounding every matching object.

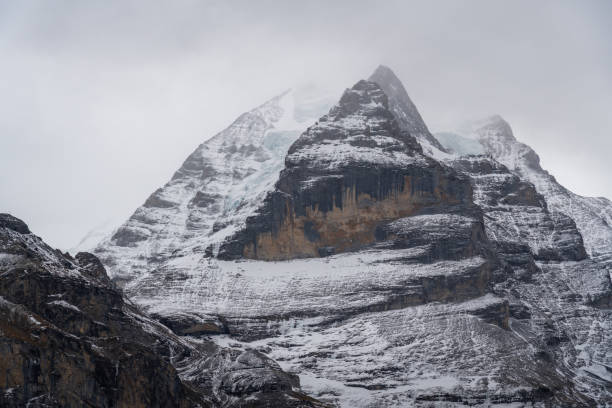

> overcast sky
[1,0,611,250]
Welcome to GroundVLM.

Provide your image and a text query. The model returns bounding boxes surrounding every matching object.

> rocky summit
[217,79,472,260]
[5,65,611,407]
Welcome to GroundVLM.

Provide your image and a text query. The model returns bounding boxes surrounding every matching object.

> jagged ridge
[218,79,472,260]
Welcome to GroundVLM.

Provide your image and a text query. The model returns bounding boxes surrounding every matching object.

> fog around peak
[0,0,610,249]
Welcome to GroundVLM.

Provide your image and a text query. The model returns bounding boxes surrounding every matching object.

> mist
[1,0,611,249]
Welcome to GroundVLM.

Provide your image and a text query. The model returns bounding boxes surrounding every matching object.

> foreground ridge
[0,214,323,407]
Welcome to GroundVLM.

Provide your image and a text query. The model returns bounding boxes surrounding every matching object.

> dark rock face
[374,211,492,262]
[75,251,113,283]
[152,312,229,336]
[144,188,177,209]
[0,215,321,407]
[0,213,30,234]
[218,351,297,395]
[219,80,473,260]
[111,226,149,247]
[0,221,197,407]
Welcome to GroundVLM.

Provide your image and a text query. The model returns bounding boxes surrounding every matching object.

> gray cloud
[1,0,610,249]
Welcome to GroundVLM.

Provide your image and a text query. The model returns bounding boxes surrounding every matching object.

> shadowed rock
[0,214,322,407]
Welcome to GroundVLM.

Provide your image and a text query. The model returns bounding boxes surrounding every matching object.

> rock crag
[218,80,472,260]
[0,214,322,407]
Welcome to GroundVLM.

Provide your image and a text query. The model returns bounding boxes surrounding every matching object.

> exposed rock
[74,251,113,283]
[0,213,30,234]
[465,115,612,264]
[374,212,492,262]
[0,215,321,407]
[143,188,177,209]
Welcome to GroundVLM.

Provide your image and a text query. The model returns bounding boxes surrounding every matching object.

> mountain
[0,213,322,407]
[88,66,612,407]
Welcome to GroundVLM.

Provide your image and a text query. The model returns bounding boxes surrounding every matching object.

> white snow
[129,249,487,320]
[47,300,81,313]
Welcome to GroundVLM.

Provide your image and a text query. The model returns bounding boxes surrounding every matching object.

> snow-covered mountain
[95,89,332,285]
[90,66,611,407]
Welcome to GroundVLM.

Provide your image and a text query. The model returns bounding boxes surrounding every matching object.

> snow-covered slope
[95,90,331,284]
[435,132,485,156]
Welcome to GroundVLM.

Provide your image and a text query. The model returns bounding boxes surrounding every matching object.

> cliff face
[0,214,321,408]
[219,80,472,260]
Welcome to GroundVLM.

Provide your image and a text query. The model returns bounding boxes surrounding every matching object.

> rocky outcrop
[0,213,30,234]
[0,215,321,407]
[374,212,492,261]
[218,80,472,260]
[0,216,199,407]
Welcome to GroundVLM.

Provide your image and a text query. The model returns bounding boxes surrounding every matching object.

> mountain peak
[286,79,422,169]
[326,80,390,121]
[218,77,472,260]
[368,65,447,154]
[85,69,612,407]
[252,88,293,122]
[470,115,516,142]
[370,64,399,81]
